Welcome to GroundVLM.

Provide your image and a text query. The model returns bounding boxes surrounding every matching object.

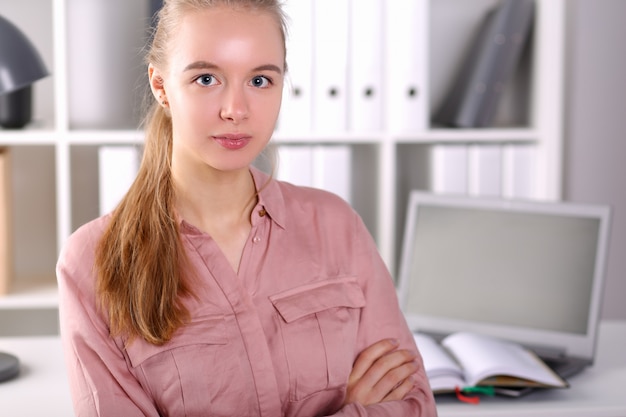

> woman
[57,0,436,416]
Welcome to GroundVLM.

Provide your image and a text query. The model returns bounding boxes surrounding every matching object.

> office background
[0,0,624,335]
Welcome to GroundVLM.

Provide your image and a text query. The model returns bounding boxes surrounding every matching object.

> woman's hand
[343,339,419,407]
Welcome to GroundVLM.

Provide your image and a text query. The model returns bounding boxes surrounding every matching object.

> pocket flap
[270,277,365,323]
[125,315,228,367]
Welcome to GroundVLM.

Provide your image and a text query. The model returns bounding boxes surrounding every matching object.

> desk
[0,336,73,417]
[437,321,626,417]
[0,322,624,417]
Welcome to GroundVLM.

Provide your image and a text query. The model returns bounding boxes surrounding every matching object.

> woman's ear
[148,64,168,107]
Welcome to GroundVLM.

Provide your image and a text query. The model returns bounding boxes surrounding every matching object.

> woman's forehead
[166,6,285,69]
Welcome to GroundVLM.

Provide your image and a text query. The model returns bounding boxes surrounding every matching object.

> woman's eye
[251,76,271,88]
[195,74,216,86]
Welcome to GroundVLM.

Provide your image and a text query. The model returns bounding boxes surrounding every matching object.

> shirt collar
[250,166,287,230]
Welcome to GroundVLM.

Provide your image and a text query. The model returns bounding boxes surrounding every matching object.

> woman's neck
[173,166,257,234]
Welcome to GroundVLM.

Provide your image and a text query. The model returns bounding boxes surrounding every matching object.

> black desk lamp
[0,14,49,128]
[0,13,49,382]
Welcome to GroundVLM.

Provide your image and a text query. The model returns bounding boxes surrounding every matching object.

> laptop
[397,191,611,382]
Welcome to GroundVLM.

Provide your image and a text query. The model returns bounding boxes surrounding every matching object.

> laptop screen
[398,192,611,361]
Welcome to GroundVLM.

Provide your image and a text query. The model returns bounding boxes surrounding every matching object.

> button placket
[250,207,266,244]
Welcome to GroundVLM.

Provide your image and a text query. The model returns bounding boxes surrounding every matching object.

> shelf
[66,130,145,146]
[273,131,382,144]
[0,123,59,146]
[0,276,59,309]
[0,128,540,147]
[0,129,542,147]
[394,128,540,144]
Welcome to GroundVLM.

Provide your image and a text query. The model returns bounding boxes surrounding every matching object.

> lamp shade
[0,14,49,95]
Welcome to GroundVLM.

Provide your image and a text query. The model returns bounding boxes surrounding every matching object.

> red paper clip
[455,386,481,405]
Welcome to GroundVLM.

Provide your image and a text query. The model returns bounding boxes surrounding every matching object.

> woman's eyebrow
[183,61,283,74]
[183,61,219,72]
[252,64,283,74]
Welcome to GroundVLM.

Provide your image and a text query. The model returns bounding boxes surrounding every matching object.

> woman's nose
[220,85,249,123]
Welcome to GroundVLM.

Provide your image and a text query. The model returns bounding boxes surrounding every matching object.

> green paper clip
[462,386,496,396]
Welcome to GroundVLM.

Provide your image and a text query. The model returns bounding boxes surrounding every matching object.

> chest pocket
[270,277,366,401]
[124,316,230,416]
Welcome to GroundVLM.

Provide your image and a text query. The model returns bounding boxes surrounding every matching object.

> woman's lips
[213,134,251,150]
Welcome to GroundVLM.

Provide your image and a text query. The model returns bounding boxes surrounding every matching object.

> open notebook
[397,191,611,386]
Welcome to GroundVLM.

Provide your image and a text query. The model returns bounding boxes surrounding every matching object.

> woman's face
[152,6,285,176]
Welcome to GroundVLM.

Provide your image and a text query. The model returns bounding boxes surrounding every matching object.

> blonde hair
[95,0,287,345]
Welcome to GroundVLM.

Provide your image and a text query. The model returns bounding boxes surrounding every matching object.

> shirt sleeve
[56,224,160,417]
[327,213,438,417]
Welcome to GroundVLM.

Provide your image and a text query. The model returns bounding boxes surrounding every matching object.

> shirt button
[252,236,261,243]
[258,209,267,217]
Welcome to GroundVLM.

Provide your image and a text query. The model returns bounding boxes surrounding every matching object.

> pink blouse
[57,167,436,416]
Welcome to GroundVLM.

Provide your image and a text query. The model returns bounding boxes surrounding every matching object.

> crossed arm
[344,339,420,407]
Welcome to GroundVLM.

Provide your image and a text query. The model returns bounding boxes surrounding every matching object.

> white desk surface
[436,320,626,417]
[0,335,73,417]
[0,321,624,417]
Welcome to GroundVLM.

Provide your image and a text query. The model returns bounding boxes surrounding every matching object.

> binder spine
[434,0,535,128]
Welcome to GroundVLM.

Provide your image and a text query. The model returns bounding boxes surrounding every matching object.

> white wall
[564,0,626,320]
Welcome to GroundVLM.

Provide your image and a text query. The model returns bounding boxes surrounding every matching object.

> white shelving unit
[0,0,565,334]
